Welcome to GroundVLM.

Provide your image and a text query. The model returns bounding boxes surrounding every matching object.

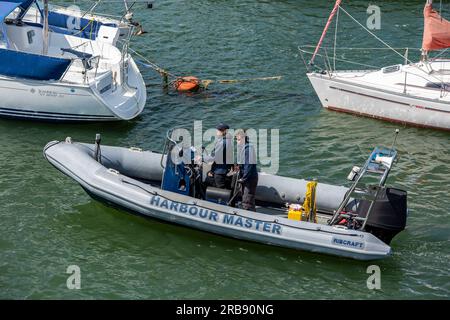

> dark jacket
[238,142,258,182]
[205,135,233,175]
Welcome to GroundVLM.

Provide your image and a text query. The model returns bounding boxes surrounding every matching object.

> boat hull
[0,77,117,121]
[0,57,146,122]
[43,140,393,260]
[307,72,450,131]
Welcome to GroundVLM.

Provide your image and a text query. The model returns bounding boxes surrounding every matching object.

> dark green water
[1,0,449,299]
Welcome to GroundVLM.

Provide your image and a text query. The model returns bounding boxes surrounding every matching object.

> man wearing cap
[203,123,234,189]
[235,129,258,211]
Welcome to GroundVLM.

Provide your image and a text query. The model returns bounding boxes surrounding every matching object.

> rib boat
[43,131,408,260]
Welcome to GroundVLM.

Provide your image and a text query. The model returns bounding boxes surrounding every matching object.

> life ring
[174,76,200,92]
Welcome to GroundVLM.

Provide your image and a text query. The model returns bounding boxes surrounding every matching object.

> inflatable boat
[43,132,407,260]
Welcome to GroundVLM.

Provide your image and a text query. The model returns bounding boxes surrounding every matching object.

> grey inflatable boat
[43,133,407,260]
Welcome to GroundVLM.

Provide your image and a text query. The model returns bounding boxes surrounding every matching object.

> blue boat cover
[47,11,117,40]
[2,1,117,40]
[0,0,34,21]
[0,48,71,80]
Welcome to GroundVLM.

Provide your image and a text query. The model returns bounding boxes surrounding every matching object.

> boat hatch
[381,65,401,74]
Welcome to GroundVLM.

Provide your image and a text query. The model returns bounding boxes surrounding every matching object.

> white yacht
[0,0,146,122]
[306,0,450,131]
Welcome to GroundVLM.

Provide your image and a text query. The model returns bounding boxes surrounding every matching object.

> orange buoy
[174,76,200,92]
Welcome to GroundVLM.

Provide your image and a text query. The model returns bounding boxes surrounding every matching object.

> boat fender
[128,147,143,152]
[174,76,200,92]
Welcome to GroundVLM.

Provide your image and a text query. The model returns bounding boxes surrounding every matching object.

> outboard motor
[356,187,407,244]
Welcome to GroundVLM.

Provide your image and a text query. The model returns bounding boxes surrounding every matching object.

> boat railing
[50,4,124,21]
[301,44,450,97]
[160,129,179,169]
[299,45,418,74]
[59,59,74,82]
[117,24,136,88]
[327,69,377,74]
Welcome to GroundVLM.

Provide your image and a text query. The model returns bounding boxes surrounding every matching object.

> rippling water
[1,0,449,299]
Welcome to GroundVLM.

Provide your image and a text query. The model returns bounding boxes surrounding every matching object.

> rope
[326,5,448,88]
[128,47,176,77]
[80,0,102,20]
[339,6,415,65]
[431,47,449,59]
[71,18,94,37]
[299,47,379,69]
[333,6,339,70]
[129,47,282,90]
[201,76,282,88]
[300,45,421,51]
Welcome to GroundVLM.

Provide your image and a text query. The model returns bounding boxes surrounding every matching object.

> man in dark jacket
[235,129,258,211]
[203,123,233,189]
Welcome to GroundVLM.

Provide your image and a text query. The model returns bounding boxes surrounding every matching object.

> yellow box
[288,209,302,221]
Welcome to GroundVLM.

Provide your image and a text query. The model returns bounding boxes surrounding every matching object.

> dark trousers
[214,173,228,189]
[241,176,258,211]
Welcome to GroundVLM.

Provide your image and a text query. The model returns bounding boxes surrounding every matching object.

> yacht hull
[307,72,450,131]
[0,58,146,122]
[0,78,116,121]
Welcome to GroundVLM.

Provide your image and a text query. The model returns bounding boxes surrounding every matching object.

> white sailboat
[0,0,146,121]
[305,0,450,131]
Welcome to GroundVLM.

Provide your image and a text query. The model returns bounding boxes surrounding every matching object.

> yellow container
[288,209,302,220]
[288,204,303,221]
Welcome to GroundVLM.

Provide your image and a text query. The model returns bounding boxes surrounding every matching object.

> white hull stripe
[0,107,117,121]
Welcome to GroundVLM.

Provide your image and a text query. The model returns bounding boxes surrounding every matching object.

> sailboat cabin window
[425,82,449,90]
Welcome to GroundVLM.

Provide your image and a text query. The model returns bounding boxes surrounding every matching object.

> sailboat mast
[309,0,342,66]
[43,0,49,55]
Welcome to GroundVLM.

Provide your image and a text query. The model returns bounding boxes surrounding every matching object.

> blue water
[0,0,449,299]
